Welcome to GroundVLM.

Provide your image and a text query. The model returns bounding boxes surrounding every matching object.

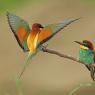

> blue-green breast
[79,49,94,64]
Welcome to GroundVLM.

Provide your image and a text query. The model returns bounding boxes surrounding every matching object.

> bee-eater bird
[7,12,79,80]
[75,40,95,80]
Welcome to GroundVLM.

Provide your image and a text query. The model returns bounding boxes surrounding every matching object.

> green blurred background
[0,0,95,95]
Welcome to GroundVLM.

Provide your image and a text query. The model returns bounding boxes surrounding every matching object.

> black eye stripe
[83,42,92,49]
[84,43,89,47]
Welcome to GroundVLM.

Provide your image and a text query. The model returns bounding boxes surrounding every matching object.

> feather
[7,12,30,52]
[38,18,80,47]
[17,51,36,80]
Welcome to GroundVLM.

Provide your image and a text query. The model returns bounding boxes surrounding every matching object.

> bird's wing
[37,18,80,47]
[7,12,31,52]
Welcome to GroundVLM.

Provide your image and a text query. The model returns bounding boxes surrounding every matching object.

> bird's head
[74,40,94,50]
[32,23,44,31]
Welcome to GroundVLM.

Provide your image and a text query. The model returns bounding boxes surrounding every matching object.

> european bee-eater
[7,12,79,79]
[75,40,95,80]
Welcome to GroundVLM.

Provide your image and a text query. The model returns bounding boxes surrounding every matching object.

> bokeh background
[0,0,95,95]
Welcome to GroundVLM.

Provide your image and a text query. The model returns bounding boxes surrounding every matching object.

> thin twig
[41,46,95,67]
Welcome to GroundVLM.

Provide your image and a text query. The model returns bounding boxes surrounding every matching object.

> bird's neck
[80,48,91,52]
[32,27,40,31]
[30,29,41,35]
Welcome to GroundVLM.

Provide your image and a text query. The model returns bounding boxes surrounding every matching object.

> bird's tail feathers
[17,51,36,80]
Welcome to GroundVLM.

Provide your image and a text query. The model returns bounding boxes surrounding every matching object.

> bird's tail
[16,51,36,91]
[86,65,95,81]
[17,51,36,80]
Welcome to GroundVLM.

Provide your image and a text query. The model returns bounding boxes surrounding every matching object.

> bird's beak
[39,25,44,28]
[74,41,83,45]
[74,41,89,50]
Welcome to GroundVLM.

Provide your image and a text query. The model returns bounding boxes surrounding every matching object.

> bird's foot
[39,44,49,51]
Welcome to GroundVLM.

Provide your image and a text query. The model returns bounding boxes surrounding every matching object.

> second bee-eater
[7,12,79,80]
[75,40,95,80]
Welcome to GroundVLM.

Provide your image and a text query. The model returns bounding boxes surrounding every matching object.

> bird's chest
[79,49,94,64]
[27,31,39,52]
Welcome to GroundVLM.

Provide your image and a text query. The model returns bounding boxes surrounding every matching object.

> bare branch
[41,46,95,67]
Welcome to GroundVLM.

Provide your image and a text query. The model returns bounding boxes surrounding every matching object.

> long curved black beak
[74,41,83,45]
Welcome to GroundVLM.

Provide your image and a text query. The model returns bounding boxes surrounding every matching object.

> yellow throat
[80,45,89,50]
